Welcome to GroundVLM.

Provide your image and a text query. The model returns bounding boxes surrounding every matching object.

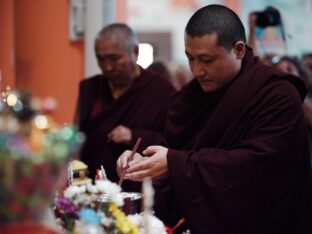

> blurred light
[7,93,18,106]
[7,116,19,133]
[13,100,23,112]
[76,132,86,144]
[43,97,57,112]
[0,101,4,111]
[60,126,73,141]
[271,55,281,65]
[137,43,154,68]
[52,143,69,157]
[31,97,42,111]
[34,114,48,129]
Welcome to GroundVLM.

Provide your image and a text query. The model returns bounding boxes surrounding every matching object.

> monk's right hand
[116,150,144,178]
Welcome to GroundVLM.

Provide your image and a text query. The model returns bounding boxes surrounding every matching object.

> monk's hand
[107,125,132,144]
[116,150,144,178]
[248,12,257,32]
[124,146,169,181]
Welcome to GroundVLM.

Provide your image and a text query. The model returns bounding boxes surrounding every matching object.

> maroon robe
[155,47,312,233]
[76,67,175,192]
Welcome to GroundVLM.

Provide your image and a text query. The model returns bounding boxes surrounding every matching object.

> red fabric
[0,223,62,234]
[164,226,174,234]
[90,98,102,119]
[156,47,312,233]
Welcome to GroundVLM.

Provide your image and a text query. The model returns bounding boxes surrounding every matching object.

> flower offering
[0,88,84,225]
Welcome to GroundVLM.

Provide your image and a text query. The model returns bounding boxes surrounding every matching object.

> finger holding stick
[118,137,142,186]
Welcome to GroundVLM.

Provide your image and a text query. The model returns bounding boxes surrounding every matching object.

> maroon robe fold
[76,67,175,191]
[156,47,312,233]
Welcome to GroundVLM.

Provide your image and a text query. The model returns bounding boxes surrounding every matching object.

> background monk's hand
[116,150,144,178]
[248,12,257,32]
[107,125,132,144]
[123,146,169,181]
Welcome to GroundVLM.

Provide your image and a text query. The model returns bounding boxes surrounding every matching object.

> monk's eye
[108,55,120,62]
[96,56,105,62]
[203,59,213,64]
[187,56,194,62]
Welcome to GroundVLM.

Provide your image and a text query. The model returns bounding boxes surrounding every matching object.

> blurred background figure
[301,53,312,164]
[147,60,192,90]
[147,60,174,87]
[272,55,312,163]
[246,4,312,164]
[247,6,286,64]
[302,53,312,85]
[272,55,307,79]
[172,65,192,90]
[75,23,175,191]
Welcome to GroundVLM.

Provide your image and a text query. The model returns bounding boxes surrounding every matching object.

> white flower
[114,193,124,207]
[95,180,124,206]
[86,183,98,194]
[76,194,92,206]
[77,185,87,194]
[127,213,142,226]
[95,180,121,196]
[89,194,99,203]
[146,215,167,234]
[63,185,81,199]
[98,211,114,227]
[127,214,167,234]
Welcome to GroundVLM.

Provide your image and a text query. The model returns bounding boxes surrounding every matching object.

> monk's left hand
[124,146,169,181]
[107,125,132,144]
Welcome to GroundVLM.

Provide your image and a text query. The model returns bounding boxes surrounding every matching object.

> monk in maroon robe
[117,5,312,233]
[75,23,175,192]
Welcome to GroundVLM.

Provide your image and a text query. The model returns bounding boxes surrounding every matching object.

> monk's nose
[102,61,114,73]
[192,61,205,77]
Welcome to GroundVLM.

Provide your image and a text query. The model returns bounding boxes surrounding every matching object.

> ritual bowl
[97,192,142,215]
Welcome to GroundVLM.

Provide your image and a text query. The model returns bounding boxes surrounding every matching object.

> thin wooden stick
[118,137,142,187]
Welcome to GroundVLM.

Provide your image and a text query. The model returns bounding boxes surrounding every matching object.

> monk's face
[95,33,138,89]
[276,60,299,76]
[303,56,312,80]
[185,33,244,93]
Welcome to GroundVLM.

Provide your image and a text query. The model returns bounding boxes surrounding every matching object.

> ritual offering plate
[97,192,142,215]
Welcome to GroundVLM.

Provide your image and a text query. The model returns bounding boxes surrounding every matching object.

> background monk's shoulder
[79,74,103,89]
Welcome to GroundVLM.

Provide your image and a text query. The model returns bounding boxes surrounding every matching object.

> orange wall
[0,0,15,88]
[14,0,84,124]
[223,0,241,14]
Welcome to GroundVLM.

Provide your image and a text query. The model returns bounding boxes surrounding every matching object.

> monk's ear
[134,44,139,57]
[233,41,246,59]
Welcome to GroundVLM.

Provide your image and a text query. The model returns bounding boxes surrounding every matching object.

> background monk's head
[95,23,139,90]
[184,4,246,93]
